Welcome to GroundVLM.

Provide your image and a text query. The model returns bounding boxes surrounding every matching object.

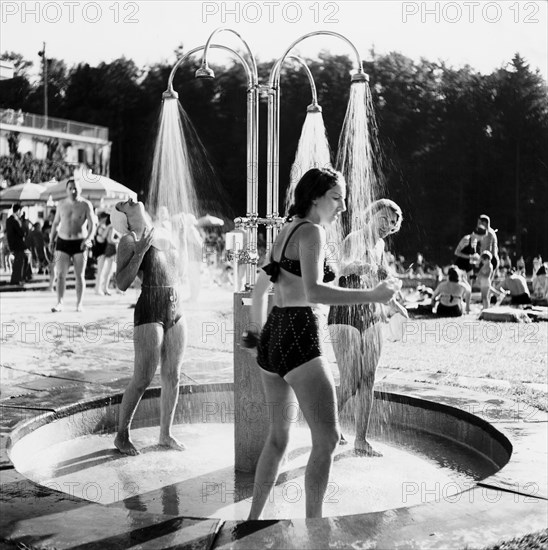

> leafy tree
[486,54,548,258]
[0,51,33,77]
[0,51,32,109]
[24,58,69,117]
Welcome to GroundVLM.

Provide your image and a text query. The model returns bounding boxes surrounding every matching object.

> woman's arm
[300,224,397,305]
[454,236,470,259]
[250,269,272,332]
[116,229,154,291]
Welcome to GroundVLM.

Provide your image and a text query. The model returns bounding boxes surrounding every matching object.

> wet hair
[447,265,461,283]
[481,251,492,261]
[287,168,343,220]
[66,178,75,188]
[365,199,403,233]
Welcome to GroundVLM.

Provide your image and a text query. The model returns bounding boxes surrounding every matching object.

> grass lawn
[379,311,547,411]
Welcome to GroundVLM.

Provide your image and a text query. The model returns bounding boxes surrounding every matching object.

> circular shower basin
[7,384,511,520]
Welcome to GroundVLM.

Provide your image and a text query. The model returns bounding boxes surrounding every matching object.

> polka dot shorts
[257,306,323,377]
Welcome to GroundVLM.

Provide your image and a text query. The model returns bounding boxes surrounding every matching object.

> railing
[0,109,109,141]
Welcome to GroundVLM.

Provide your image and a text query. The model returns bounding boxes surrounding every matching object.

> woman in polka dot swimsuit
[246,168,400,519]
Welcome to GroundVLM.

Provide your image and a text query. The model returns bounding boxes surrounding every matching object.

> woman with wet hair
[245,168,400,519]
[328,198,405,457]
[111,199,187,456]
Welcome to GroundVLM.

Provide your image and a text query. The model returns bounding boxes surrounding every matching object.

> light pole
[38,42,48,127]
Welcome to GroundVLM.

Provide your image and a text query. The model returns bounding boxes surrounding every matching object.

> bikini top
[262,221,336,283]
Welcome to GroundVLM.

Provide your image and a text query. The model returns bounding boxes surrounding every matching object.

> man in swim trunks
[112,198,187,456]
[49,178,96,312]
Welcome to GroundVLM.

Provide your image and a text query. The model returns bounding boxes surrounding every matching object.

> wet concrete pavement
[1,280,547,549]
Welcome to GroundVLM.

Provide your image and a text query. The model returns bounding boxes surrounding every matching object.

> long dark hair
[287,168,342,220]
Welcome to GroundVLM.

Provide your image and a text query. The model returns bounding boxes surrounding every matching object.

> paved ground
[1,272,547,549]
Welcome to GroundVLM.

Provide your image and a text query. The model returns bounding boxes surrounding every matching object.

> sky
[1,0,547,80]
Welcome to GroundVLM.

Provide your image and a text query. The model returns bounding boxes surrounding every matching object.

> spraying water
[147,97,202,221]
[329,77,396,453]
[146,95,226,297]
[333,79,384,255]
[284,106,333,216]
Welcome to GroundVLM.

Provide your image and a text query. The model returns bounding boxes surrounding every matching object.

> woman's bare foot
[354,439,383,457]
[114,433,139,456]
[159,435,186,451]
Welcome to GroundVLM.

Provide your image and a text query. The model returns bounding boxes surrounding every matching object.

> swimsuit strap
[278,221,310,261]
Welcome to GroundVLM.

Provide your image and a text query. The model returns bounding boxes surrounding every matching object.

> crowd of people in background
[1,205,547,310]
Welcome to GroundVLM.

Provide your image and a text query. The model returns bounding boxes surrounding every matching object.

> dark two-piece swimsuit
[436,293,463,317]
[257,221,336,378]
[327,266,386,332]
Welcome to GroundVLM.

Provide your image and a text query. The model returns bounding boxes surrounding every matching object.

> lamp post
[38,42,48,128]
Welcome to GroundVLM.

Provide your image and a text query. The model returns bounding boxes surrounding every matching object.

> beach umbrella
[40,174,137,206]
[197,214,224,227]
[0,182,47,205]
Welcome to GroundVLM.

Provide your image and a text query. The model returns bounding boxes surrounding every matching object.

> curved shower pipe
[164,40,259,286]
[197,28,260,286]
[266,31,368,249]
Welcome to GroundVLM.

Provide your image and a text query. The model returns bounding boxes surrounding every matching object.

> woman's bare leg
[331,324,383,456]
[354,324,382,456]
[115,324,163,455]
[481,286,490,309]
[285,357,340,518]
[158,317,187,450]
[248,370,294,520]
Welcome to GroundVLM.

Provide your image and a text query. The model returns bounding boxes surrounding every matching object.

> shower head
[195,64,215,79]
[162,88,179,100]
[351,71,369,83]
[307,102,322,113]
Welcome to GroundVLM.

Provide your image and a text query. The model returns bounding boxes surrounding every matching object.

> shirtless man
[49,178,96,312]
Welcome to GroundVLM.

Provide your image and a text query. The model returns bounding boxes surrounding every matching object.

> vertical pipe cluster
[166,29,367,290]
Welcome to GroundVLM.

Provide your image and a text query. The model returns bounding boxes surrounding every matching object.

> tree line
[1,49,546,264]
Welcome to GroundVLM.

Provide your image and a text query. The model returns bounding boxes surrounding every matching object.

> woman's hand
[371,278,401,304]
[133,227,154,257]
